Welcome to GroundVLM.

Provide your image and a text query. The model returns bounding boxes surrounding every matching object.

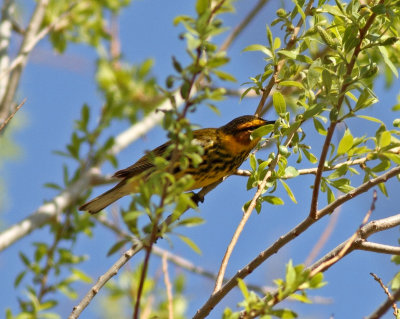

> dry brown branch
[370,272,398,317]
[365,286,400,319]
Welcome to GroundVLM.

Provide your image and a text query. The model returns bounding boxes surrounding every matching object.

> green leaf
[242,44,273,57]
[329,178,354,193]
[212,69,237,82]
[280,180,297,204]
[71,268,92,283]
[38,300,58,311]
[327,186,335,204]
[44,182,63,190]
[178,234,202,254]
[262,196,284,205]
[302,148,318,163]
[391,271,400,290]
[378,182,388,197]
[177,217,205,227]
[379,131,391,148]
[337,129,354,155]
[196,0,209,15]
[237,278,249,299]
[290,293,311,303]
[19,252,30,266]
[357,115,384,125]
[107,239,129,256]
[249,154,257,171]
[355,88,378,111]
[313,117,327,136]
[251,123,274,138]
[279,80,305,89]
[266,25,273,47]
[285,260,296,288]
[14,271,26,287]
[284,166,299,178]
[274,37,281,50]
[378,46,399,78]
[270,309,298,319]
[278,49,297,59]
[273,91,286,114]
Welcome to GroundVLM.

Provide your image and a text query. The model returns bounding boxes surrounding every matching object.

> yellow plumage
[79,115,274,214]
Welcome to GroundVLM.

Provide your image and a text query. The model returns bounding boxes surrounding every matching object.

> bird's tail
[79,181,131,214]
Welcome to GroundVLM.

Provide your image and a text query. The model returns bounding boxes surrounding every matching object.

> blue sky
[1,0,400,318]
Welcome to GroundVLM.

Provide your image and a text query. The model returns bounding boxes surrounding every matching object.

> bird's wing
[113,129,215,179]
[113,141,172,178]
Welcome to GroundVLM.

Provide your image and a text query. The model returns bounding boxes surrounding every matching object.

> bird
[79,115,275,214]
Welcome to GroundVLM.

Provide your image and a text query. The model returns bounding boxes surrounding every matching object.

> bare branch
[309,214,400,274]
[357,242,400,255]
[0,97,25,132]
[370,273,398,318]
[315,165,400,220]
[365,286,400,319]
[68,242,143,319]
[194,165,400,318]
[0,0,14,100]
[309,190,377,276]
[0,0,49,124]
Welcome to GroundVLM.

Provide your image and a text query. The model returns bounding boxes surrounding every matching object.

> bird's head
[219,115,275,152]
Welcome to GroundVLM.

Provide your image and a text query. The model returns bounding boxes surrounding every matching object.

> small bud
[276,8,286,18]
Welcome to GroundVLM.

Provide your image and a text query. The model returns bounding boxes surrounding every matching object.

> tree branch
[68,242,143,319]
[193,165,400,318]
[0,0,49,125]
[0,0,14,101]
[365,286,400,319]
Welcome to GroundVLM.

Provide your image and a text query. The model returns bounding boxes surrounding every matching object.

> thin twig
[0,0,49,122]
[358,242,400,255]
[365,286,400,319]
[68,242,143,319]
[162,254,174,319]
[370,273,398,318]
[309,190,377,276]
[309,214,400,273]
[0,97,25,132]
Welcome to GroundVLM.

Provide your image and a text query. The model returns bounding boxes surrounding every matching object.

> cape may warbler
[79,115,275,214]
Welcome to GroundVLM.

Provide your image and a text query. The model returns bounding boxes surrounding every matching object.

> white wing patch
[192,137,214,148]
